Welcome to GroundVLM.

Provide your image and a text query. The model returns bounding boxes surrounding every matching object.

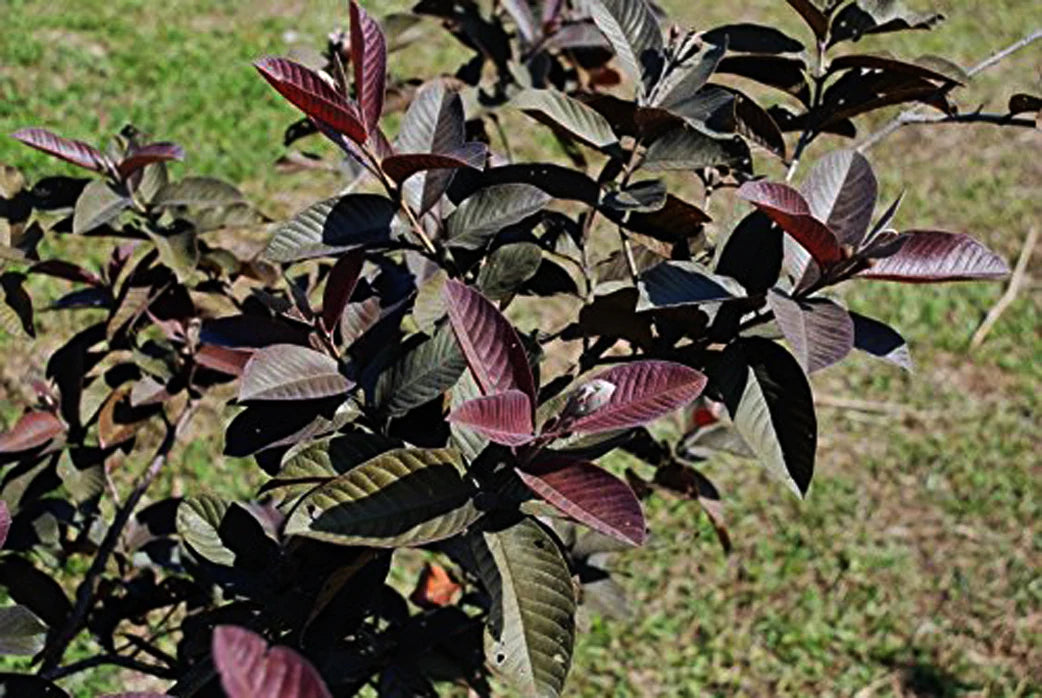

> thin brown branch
[969,226,1038,350]
[45,653,178,682]
[39,401,199,676]
[858,29,1042,152]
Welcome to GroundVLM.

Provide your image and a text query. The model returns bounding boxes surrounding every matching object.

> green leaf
[147,226,199,281]
[73,179,130,234]
[264,431,400,498]
[265,194,397,262]
[284,448,480,547]
[152,176,245,207]
[446,184,550,251]
[512,89,619,150]
[643,127,751,173]
[477,242,544,300]
[412,269,448,334]
[176,494,234,565]
[0,605,48,656]
[586,0,663,95]
[710,338,816,497]
[373,324,467,418]
[468,518,576,697]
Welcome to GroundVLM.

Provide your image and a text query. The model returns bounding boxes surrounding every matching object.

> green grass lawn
[2,0,1041,695]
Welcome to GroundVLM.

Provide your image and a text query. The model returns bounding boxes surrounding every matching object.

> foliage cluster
[0,0,1035,695]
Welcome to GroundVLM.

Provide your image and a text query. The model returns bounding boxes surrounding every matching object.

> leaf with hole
[518,458,646,546]
[240,345,352,402]
[710,338,816,497]
[448,390,535,446]
[265,194,397,262]
[284,448,479,547]
[468,517,575,697]
[213,625,333,698]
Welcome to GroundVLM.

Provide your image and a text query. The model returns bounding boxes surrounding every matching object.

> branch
[44,653,178,682]
[39,401,199,676]
[969,226,1038,350]
[858,29,1042,152]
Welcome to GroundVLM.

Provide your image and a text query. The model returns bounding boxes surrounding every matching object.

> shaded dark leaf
[1009,93,1042,116]
[240,344,352,402]
[785,0,828,40]
[478,242,544,300]
[767,290,855,372]
[850,311,912,370]
[0,557,72,627]
[715,210,783,293]
[381,146,486,184]
[829,53,963,85]
[11,128,111,173]
[443,279,536,402]
[213,625,333,698]
[265,194,397,262]
[117,142,185,179]
[638,261,743,310]
[643,126,751,173]
[448,390,535,446]
[321,251,365,332]
[702,23,804,54]
[710,338,816,496]
[829,0,943,45]
[254,56,366,144]
[0,501,8,549]
[455,163,601,206]
[857,230,1009,282]
[200,315,310,349]
[602,179,667,213]
[519,457,646,546]
[373,324,466,418]
[0,674,69,697]
[716,55,810,103]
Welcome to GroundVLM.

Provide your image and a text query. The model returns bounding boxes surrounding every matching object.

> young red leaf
[409,562,461,609]
[0,501,10,549]
[565,360,707,434]
[350,0,387,135]
[518,457,647,546]
[448,390,535,446]
[442,279,537,403]
[380,144,487,184]
[767,290,855,373]
[321,251,365,332]
[11,128,111,173]
[857,230,1009,282]
[0,411,65,453]
[212,625,332,698]
[737,180,844,266]
[196,345,255,376]
[254,57,366,144]
[116,142,185,179]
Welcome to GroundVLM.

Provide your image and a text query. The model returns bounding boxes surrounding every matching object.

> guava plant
[1,0,1035,695]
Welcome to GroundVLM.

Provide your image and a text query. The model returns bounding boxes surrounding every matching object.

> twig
[814,395,964,423]
[39,401,199,676]
[858,29,1042,152]
[44,653,178,682]
[969,226,1038,350]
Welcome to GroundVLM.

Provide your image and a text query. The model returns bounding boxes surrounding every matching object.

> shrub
[0,0,1036,695]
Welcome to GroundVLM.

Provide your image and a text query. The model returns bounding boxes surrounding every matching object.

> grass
[2,0,1041,695]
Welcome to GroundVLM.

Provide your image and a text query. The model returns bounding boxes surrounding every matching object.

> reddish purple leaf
[737,180,844,266]
[196,345,255,376]
[99,694,169,697]
[0,411,65,453]
[448,390,535,446]
[518,458,647,546]
[767,290,854,372]
[321,251,365,332]
[11,127,111,173]
[350,0,387,135]
[442,279,536,403]
[212,625,332,698]
[254,57,366,144]
[857,230,1009,282]
[566,360,707,434]
[116,141,185,178]
[0,501,10,549]
[380,143,487,184]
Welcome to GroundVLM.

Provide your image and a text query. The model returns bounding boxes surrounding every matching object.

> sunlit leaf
[0,411,64,453]
[857,230,1009,282]
[240,345,352,402]
[448,390,535,446]
[254,56,366,144]
[737,180,844,265]
[11,128,111,173]
[446,183,550,251]
[518,458,646,545]
[265,194,396,262]
[767,290,855,372]
[586,0,663,94]
[72,179,130,235]
[0,605,47,656]
[468,518,575,697]
[512,89,619,150]
[350,0,388,134]
[643,126,751,173]
[117,141,185,179]
[176,494,234,566]
[802,150,878,247]
[284,448,479,547]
